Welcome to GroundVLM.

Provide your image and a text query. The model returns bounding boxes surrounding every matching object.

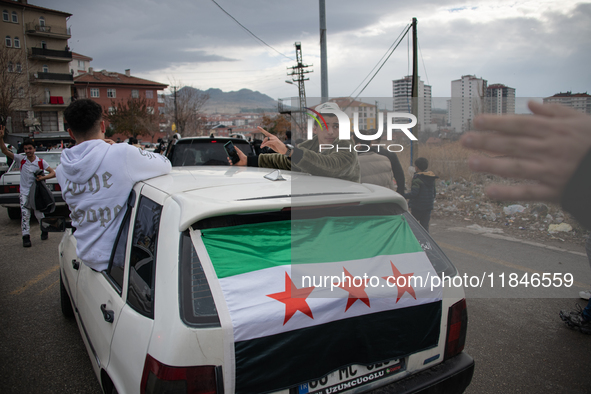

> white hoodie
[56,140,171,271]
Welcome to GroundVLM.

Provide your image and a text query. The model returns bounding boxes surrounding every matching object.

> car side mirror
[40,217,70,232]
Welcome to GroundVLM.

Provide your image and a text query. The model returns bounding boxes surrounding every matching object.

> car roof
[143,167,408,230]
[175,137,251,143]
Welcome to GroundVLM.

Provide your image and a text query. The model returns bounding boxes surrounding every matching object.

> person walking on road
[0,127,56,247]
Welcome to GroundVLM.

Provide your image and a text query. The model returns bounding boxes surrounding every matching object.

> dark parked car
[167,137,257,167]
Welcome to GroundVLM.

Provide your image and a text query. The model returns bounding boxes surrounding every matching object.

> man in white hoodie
[58,99,171,272]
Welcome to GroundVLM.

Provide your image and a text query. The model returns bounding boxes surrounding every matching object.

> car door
[74,190,137,377]
[108,188,164,393]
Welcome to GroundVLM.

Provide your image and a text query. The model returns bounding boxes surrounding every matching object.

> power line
[209,0,294,61]
[349,24,412,103]
[418,37,430,86]
[349,24,411,98]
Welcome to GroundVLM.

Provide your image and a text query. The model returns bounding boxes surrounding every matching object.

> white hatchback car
[49,167,474,394]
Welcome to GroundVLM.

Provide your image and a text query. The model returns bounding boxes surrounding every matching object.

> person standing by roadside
[0,127,56,247]
[404,157,437,232]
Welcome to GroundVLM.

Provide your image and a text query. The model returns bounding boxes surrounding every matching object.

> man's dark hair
[285,130,291,139]
[415,157,429,172]
[22,138,35,148]
[64,99,103,136]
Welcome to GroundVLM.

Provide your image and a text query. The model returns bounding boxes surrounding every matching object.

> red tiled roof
[0,0,71,16]
[74,71,168,88]
[72,52,93,61]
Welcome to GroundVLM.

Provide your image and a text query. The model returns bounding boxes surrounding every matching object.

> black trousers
[411,209,432,233]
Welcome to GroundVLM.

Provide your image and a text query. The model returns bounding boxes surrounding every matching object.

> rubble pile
[432,178,589,245]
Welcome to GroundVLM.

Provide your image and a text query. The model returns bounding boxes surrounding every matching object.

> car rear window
[8,152,61,172]
[180,203,457,327]
[170,139,256,167]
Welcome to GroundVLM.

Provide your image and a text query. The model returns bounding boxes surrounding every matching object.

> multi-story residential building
[328,97,377,131]
[485,84,515,115]
[73,68,168,142]
[544,92,591,114]
[449,75,487,132]
[1,0,73,144]
[68,52,92,77]
[392,75,432,130]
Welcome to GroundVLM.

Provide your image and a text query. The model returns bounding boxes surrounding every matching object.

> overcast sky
[35,0,591,108]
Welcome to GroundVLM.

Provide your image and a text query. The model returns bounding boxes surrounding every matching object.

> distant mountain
[178,87,277,114]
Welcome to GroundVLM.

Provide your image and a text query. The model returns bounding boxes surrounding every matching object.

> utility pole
[410,17,419,163]
[173,86,178,135]
[287,42,312,138]
[319,0,328,102]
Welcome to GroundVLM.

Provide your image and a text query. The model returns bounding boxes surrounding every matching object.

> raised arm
[0,126,15,161]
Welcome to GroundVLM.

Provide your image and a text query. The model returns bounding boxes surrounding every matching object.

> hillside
[178,87,277,114]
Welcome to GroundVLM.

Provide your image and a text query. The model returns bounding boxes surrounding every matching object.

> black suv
[167,137,257,167]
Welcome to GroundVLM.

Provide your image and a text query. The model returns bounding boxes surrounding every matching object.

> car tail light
[141,354,219,394]
[54,184,61,192]
[1,185,19,194]
[444,298,467,360]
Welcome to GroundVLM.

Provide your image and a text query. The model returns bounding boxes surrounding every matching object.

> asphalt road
[0,209,590,394]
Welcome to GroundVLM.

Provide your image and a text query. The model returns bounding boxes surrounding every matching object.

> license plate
[296,359,405,394]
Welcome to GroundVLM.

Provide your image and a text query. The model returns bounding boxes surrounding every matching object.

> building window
[13,37,19,48]
[39,16,45,26]
[146,90,153,99]
[147,107,154,115]
[18,87,24,98]
[90,88,99,98]
[107,89,116,98]
[2,10,8,21]
[131,89,139,98]
[77,60,84,68]
[76,88,87,98]
[42,64,49,73]
[158,94,164,104]
[15,62,21,73]
[108,107,115,115]
[11,11,17,23]
[7,62,13,72]
[5,36,11,47]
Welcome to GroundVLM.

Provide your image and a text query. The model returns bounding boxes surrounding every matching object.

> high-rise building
[1,0,73,144]
[544,92,591,114]
[449,75,487,133]
[485,84,515,115]
[392,75,431,129]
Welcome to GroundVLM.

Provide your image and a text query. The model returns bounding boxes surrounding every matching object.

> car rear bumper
[0,192,66,207]
[371,352,474,394]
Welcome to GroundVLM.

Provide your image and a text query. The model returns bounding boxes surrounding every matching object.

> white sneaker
[579,290,591,300]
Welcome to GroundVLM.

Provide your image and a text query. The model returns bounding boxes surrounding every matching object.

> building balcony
[32,96,70,108]
[25,23,71,39]
[30,72,74,85]
[29,47,73,62]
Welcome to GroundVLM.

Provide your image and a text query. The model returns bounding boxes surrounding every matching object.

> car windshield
[8,151,61,172]
[171,139,256,167]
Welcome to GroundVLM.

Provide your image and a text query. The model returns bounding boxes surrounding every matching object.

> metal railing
[30,47,72,59]
[25,23,71,36]
[30,72,74,82]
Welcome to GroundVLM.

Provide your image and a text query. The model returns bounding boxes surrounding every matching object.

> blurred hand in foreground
[460,101,591,203]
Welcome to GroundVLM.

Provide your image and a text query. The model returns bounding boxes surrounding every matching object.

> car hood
[58,140,109,184]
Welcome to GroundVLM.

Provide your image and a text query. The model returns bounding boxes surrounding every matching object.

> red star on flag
[267,272,315,325]
[337,268,370,312]
[382,261,417,303]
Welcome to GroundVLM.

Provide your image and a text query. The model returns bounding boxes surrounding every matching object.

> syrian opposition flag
[201,215,442,394]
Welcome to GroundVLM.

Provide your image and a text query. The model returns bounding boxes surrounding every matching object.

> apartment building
[74,68,168,142]
[485,84,515,115]
[544,92,591,114]
[449,75,487,132]
[392,75,432,130]
[1,0,72,144]
[69,52,92,77]
[328,97,377,131]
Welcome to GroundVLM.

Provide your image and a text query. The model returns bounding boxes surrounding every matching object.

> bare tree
[164,80,209,136]
[0,46,37,132]
[104,96,160,140]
